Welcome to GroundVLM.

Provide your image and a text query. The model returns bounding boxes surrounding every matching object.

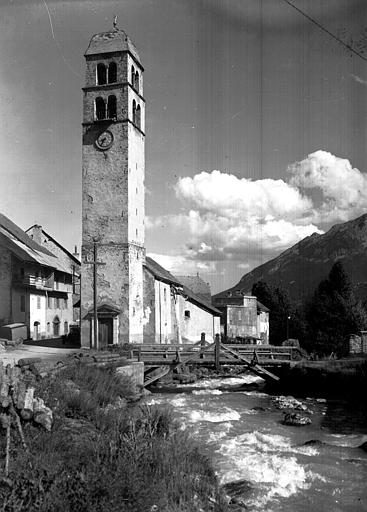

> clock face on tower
[95,130,114,150]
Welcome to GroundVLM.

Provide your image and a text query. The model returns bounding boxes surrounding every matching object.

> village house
[0,214,77,340]
[26,225,81,322]
[80,24,221,347]
[212,290,270,343]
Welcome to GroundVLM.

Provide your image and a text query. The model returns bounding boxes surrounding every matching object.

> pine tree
[305,261,367,356]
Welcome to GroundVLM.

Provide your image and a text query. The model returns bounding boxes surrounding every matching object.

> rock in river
[283,412,312,426]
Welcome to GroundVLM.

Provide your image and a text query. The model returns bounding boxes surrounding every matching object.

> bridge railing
[126,340,298,362]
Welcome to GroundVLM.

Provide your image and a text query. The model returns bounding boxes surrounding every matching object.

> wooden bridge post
[200,333,205,359]
[215,334,221,370]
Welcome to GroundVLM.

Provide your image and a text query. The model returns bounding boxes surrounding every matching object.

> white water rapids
[145,374,367,511]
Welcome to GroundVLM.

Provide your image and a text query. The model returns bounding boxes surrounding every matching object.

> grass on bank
[0,365,226,512]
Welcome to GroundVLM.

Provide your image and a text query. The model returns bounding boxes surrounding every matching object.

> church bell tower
[81,22,145,347]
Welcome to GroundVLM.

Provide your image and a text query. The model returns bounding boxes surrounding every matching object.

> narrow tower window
[108,62,117,83]
[135,71,139,91]
[107,95,117,119]
[95,97,106,120]
[132,99,136,124]
[136,104,141,129]
[97,63,107,85]
[131,65,135,85]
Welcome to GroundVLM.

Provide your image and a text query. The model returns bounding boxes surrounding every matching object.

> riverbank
[276,357,367,399]
[0,364,226,511]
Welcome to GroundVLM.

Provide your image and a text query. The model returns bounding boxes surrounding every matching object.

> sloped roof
[145,257,220,316]
[181,285,221,316]
[0,214,54,257]
[85,28,141,64]
[174,274,212,302]
[26,225,81,266]
[0,214,71,274]
[144,256,182,287]
[257,300,270,313]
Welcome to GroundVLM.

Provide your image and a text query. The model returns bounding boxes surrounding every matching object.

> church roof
[85,28,141,64]
[174,274,212,303]
[181,285,221,316]
[145,256,221,316]
[144,256,182,287]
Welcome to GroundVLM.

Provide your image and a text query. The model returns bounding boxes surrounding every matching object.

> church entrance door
[98,317,113,347]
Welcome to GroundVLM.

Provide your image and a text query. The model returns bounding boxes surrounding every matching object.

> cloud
[289,150,367,223]
[148,252,218,275]
[147,150,367,275]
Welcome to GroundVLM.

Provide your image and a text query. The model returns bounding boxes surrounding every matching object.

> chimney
[73,245,80,259]
[31,225,43,245]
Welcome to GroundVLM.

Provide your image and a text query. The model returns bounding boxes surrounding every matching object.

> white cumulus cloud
[147,151,367,275]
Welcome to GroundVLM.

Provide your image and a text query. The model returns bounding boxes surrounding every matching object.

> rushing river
[145,374,367,511]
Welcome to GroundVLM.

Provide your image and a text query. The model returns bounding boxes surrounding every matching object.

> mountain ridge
[214,213,367,304]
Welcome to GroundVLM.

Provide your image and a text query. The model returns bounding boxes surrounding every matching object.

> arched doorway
[53,316,60,337]
[33,321,40,340]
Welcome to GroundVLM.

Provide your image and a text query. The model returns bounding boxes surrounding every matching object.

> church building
[81,23,220,348]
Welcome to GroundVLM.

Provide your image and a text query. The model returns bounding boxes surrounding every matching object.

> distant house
[143,257,221,344]
[212,289,270,343]
[0,213,77,340]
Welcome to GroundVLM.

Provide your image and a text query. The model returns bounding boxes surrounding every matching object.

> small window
[47,322,50,333]
[64,298,68,309]
[135,71,139,91]
[107,95,117,118]
[136,228,138,237]
[20,295,25,313]
[136,104,141,129]
[164,288,167,302]
[131,65,135,84]
[56,298,60,309]
[48,296,53,309]
[108,62,117,83]
[37,296,41,309]
[95,97,106,120]
[64,321,68,335]
[97,63,107,85]
[184,310,190,319]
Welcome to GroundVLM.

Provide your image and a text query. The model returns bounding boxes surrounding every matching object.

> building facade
[0,214,75,340]
[212,291,270,343]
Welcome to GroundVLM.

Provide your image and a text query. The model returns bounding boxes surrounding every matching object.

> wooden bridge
[128,336,302,386]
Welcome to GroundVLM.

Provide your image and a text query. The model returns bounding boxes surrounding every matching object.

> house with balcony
[0,213,77,340]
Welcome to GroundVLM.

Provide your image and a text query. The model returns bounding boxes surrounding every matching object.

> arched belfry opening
[136,104,141,129]
[107,95,117,119]
[97,63,107,85]
[132,99,136,124]
[95,97,106,120]
[108,62,117,83]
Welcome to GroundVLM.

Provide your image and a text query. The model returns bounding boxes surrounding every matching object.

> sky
[1,0,367,293]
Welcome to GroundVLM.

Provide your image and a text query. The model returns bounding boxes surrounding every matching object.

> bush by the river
[0,365,225,511]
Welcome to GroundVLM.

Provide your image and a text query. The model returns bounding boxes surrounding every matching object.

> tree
[305,262,367,356]
[252,281,302,345]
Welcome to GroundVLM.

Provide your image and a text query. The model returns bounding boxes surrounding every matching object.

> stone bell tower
[81,22,145,347]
